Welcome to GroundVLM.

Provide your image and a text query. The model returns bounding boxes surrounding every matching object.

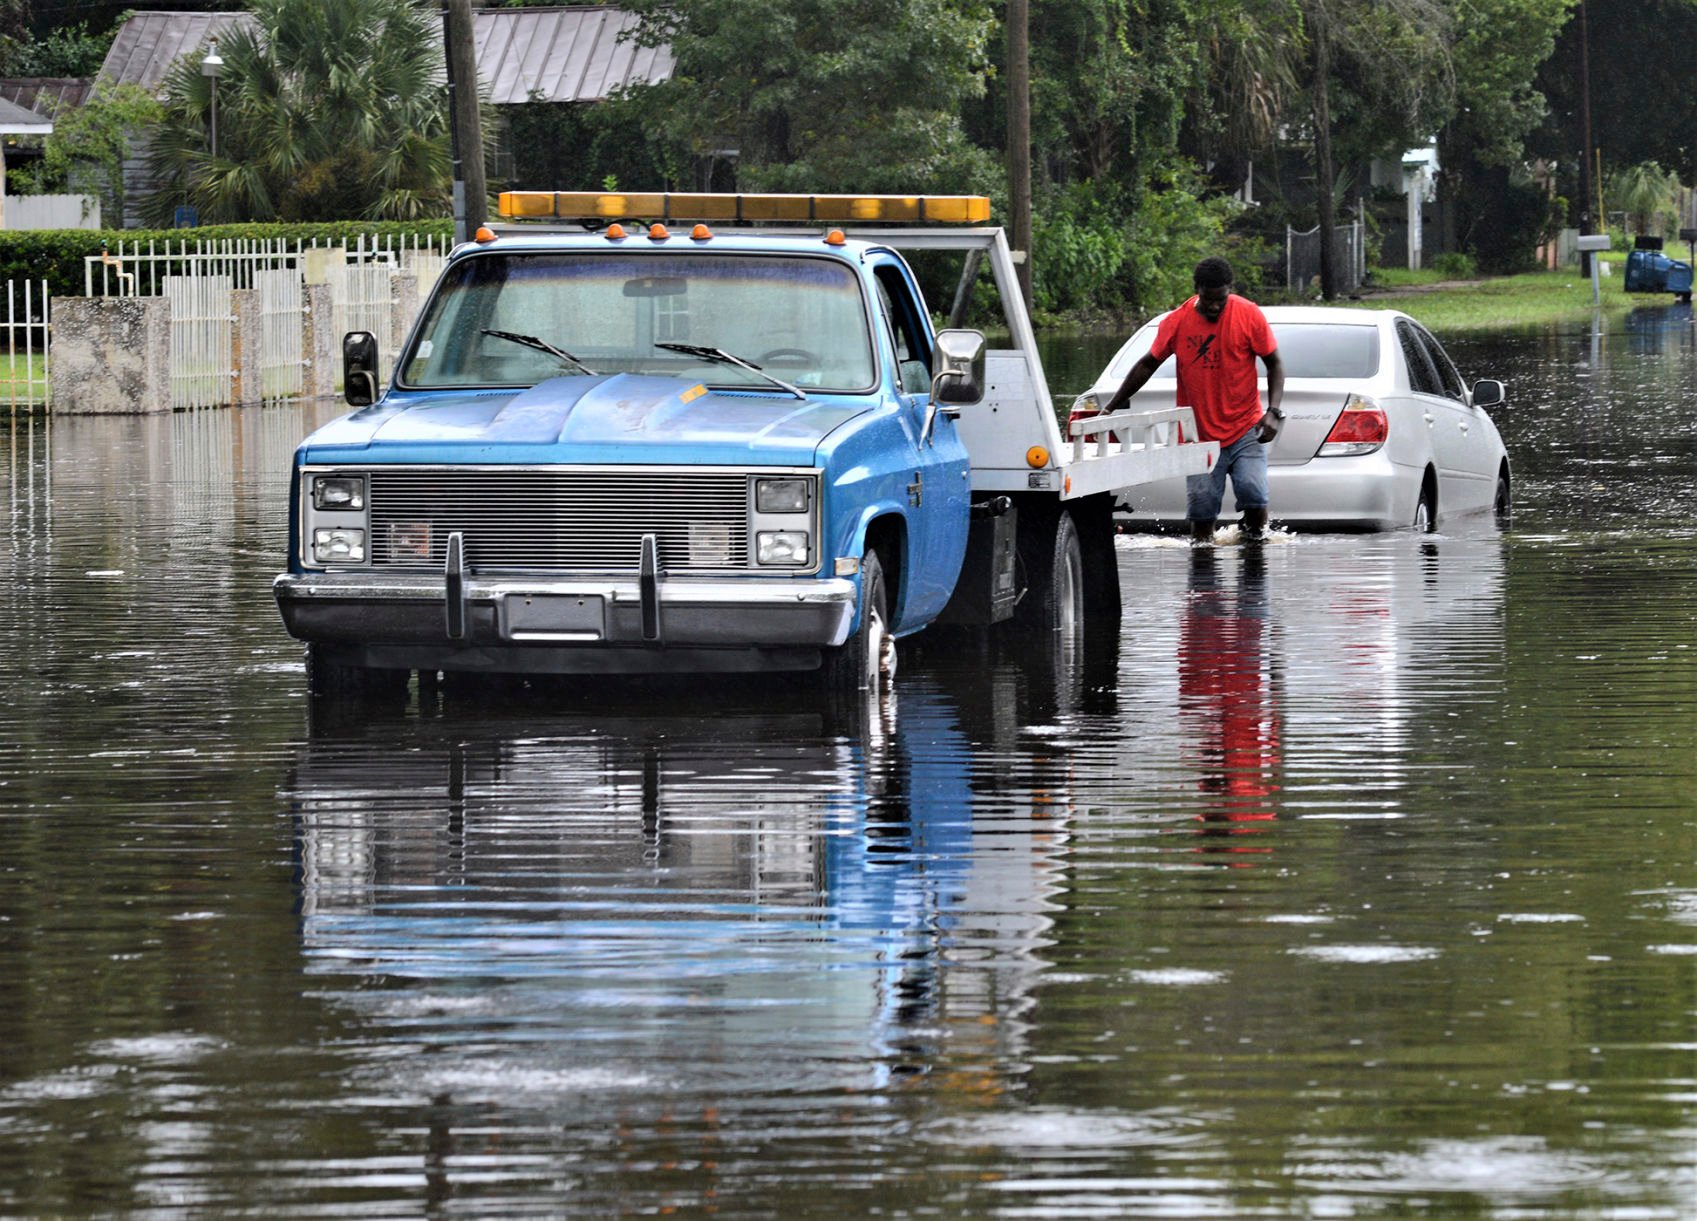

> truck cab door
[870,257,970,622]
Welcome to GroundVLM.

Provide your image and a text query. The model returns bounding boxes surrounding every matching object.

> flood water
[2,312,1694,1217]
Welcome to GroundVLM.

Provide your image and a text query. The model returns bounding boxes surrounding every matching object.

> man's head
[1192,256,1234,322]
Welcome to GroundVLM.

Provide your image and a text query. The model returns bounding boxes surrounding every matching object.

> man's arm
[1257,348,1285,442]
[1100,353,1162,414]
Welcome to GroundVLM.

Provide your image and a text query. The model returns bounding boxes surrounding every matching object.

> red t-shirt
[1149,294,1277,444]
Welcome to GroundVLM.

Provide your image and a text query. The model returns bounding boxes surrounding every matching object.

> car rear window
[1107,318,1380,381]
[1272,324,1380,378]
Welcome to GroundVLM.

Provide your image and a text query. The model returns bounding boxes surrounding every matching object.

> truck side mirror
[931,328,986,406]
[343,331,381,406]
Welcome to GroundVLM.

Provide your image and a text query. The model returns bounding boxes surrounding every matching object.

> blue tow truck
[274,192,1214,697]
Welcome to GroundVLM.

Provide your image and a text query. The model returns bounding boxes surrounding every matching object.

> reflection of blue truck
[1623,236,1693,301]
[274,192,1213,695]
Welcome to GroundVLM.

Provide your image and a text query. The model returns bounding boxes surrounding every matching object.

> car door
[870,257,970,622]
[1413,323,1497,511]
[1395,320,1474,507]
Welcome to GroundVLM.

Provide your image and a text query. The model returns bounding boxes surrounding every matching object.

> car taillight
[1317,393,1388,456]
[1067,393,1121,443]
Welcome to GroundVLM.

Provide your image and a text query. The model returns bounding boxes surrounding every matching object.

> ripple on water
[1288,945,1442,965]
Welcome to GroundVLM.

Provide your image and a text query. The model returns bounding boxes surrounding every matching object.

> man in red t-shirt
[1101,257,1285,543]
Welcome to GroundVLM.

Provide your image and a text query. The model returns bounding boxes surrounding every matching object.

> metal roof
[0,94,52,134]
[475,6,673,104]
[0,78,93,115]
[99,7,672,103]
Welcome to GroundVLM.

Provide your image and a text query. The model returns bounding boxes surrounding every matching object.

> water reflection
[283,643,1098,1156]
[1179,548,1281,859]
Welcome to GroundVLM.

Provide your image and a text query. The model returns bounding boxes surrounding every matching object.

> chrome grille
[366,468,751,571]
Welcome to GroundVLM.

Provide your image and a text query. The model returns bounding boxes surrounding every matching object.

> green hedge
[0,220,456,299]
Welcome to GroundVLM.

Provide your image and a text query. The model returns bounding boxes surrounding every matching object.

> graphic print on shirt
[1189,333,1220,370]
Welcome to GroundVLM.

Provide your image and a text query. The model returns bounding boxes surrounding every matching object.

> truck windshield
[400,251,876,392]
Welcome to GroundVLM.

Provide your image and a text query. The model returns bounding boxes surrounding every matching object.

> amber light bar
[498,191,991,225]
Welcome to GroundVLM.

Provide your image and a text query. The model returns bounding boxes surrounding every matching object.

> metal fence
[256,268,304,399]
[166,274,234,409]
[0,280,50,409]
[1286,221,1366,294]
[330,263,399,384]
[82,233,448,298]
[29,231,450,410]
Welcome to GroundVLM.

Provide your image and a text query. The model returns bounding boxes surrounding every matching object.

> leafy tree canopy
[618,0,999,193]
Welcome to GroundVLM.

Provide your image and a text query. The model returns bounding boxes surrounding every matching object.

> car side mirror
[930,328,986,406]
[1471,379,1505,408]
[343,331,381,406]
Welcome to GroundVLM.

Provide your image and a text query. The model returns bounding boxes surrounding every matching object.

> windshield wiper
[482,329,598,376]
[656,342,806,400]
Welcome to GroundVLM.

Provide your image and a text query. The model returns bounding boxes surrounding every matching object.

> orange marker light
[649,223,670,240]
[605,222,627,240]
[1026,446,1050,468]
[691,223,713,240]
[824,229,847,246]
[473,226,496,243]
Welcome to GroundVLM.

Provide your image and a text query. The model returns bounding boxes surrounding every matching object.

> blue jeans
[1187,427,1269,522]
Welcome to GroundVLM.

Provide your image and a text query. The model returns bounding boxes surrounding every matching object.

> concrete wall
[46,272,426,413]
[50,296,172,415]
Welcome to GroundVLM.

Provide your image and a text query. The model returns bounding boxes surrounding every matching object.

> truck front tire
[306,644,408,701]
[823,548,894,692]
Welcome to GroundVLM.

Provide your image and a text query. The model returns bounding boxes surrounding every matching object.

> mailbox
[1576,234,1612,252]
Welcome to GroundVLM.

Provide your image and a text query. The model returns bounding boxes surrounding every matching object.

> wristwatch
[1266,406,1286,420]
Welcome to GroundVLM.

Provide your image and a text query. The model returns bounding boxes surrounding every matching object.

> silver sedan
[1074,306,1511,531]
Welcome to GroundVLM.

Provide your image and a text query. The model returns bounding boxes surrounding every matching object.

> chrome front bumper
[273,570,857,675]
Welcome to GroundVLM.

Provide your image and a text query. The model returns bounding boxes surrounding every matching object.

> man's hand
[1257,413,1282,444]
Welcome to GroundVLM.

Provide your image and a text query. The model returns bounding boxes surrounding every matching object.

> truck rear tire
[1016,510,1085,638]
[822,548,894,693]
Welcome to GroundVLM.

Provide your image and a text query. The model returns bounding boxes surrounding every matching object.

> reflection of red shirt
[1150,294,1276,444]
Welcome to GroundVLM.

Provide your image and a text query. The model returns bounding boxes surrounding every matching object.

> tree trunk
[1007,0,1033,312]
[1310,7,1337,300]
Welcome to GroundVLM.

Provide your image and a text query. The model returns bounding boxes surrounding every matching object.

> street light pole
[201,37,224,160]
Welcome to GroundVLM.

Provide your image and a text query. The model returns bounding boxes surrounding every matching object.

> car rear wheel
[1413,479,1436,533]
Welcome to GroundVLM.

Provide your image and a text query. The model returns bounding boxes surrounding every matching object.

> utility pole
[1577,0,1594,275]
[443,0,486,242]
[1007,0,1032,312]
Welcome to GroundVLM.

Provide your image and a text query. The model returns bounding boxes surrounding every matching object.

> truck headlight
[313,527,366,564]
[756,477,810,514]
[312,474,366,511]
[756,531,810,566]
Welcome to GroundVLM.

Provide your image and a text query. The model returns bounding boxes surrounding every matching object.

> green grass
[0,353,48,405]
[1344,253,1665,332]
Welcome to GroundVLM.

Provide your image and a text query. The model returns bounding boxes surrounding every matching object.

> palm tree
[1609,161,1677,236]
[144,0,458,224]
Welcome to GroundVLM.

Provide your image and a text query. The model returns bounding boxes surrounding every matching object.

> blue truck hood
[298,374,869,465]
